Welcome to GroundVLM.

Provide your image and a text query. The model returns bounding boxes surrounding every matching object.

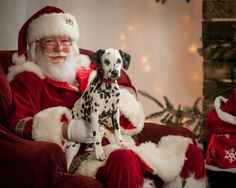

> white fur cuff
[32,106,71,145]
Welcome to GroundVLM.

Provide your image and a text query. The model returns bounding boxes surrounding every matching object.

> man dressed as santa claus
[7,6,207,188]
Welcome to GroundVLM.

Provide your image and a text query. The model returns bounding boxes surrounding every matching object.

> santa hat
[17,6,79,56]
[214,88,236,125]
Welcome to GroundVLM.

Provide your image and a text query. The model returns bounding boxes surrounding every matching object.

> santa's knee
[107,149,142,170]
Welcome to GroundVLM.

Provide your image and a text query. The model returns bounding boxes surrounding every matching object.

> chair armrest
[135,122,196,145]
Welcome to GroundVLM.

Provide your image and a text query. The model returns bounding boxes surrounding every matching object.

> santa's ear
[119,50,131,70]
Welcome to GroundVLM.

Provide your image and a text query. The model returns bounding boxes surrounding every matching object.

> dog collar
[100,78,116,84]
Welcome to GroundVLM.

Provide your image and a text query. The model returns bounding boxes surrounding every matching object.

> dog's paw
[95,146,106,161]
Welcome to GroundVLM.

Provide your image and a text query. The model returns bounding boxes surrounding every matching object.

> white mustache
[45,52,69,58]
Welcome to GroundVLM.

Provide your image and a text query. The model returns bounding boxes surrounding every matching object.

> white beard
[34,46,79,84]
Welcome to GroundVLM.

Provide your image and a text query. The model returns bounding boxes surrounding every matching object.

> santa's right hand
[67,119,93,143]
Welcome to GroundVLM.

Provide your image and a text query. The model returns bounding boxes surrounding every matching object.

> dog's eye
[104,59,110,65]
[117,59,121,64]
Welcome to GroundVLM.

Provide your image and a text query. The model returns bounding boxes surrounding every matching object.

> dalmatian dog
[71,48,131,161]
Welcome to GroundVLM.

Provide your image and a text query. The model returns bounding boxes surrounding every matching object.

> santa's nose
[54,44,64,52]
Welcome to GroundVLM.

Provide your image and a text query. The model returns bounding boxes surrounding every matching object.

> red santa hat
[17,6,79,56]
[214,88,236,125]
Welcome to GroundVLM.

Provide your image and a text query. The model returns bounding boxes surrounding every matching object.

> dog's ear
[90,49,105,65]
[119,50,131,70]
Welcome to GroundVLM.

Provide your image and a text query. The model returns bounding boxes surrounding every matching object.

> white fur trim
[27,13,79,43]
[163,175,207,188]
[76,152,105,179]
[77,54,91,69]
[129,135,192,182]
[7,60,44,82]
[163,176,182,188]
[119,88,145,135]
[12,52,26,64]
[214,96,236,125]
[142,178,155,188]
[184,175,208,188]
[32,106,71,145]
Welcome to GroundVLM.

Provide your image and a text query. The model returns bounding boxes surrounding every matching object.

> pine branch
[139,90,205,144]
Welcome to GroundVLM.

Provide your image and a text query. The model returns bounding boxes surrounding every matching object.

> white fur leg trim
[184,175,208,188]
[32,106,71,145]
[214,96,236,125]
[142,178,155,188]
[129,135,192,182]
[76,152,105,179]
[120,88,145,135]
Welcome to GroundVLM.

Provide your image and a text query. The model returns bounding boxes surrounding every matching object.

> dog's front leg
[91,114,106,161]
[112,110,123,147]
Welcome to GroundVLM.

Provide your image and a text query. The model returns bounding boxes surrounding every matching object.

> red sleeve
[8,72,43,139]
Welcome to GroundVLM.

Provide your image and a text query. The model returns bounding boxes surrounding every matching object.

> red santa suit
[6,6,207,188]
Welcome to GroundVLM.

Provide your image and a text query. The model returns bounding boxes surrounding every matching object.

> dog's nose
[111,70,119,78]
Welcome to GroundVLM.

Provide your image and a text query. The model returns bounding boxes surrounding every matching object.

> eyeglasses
[40,37,72,47]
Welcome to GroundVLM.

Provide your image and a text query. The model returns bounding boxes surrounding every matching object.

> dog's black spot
[93,131,96,136]
[104,59,110,65]
[116,99,119,103]
[117,58,121,64]
[96,142,100,145]
[115,93,120,97]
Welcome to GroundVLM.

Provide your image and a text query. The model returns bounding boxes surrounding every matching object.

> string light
[188,44,197,53]
[120,34,126,40]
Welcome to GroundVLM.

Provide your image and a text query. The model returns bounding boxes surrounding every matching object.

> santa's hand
[66,119,93,143]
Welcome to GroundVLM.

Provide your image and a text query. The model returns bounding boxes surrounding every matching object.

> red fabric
[0,68,12,125]
[137,122,196,145]
[96,149,145,188]
[206,109,236,136]
[181,144,206,179]
[205,89,236,168]
[8,71,81,138]
[0,123,102,188]
[206,132,236,168]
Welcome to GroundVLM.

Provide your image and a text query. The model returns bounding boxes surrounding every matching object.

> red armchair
[0,49,196,188]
